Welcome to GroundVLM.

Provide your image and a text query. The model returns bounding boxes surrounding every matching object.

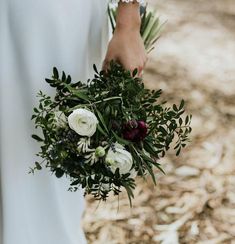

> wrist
[115,2,141,32]
[115,21,141,32]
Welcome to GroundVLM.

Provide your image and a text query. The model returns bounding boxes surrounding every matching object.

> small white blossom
[54,111,67,127]
[77,137,90,153]
[84,151,99,165]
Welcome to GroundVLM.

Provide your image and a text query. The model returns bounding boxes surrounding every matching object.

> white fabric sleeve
[110,0,145,5]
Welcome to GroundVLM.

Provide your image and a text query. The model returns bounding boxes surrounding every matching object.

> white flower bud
[95,146,106,158]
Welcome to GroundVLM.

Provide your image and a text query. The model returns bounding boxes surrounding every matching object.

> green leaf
[70,179,80,186]
[63,84,90,101]
[31,115,37,120]
[97,124,108,137]
[142,12,153,41]
[112,132,131,146]
[176,147,181,156]
[55,168,64,178]
[45,78,54,84]
[33,108,39,113]
[178,110,185,116]
[173,104,178,112]
[158,126,168,135]
[81,178,86,188]
[143,160,156,185]
[153,163,165,175]
[141,153,165,175]
[53,67,59,79]
[95,109,109,134]
[66,75,72,84]
[114,168,120,178]
[88,177,93,188]
[35,162,42,170]
[179,99,185,110]
[107,6,116,33]
[122,182,134,207]
[93,64,99,74]
[32,134,44,142]
[143,140,158,155]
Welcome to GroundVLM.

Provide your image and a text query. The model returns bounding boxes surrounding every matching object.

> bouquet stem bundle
[108,5,165,53]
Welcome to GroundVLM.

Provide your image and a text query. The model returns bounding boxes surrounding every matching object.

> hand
[103,2,147,76]
[103,27,147,76]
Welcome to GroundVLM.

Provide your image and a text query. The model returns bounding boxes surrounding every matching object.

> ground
[83,1,235,243]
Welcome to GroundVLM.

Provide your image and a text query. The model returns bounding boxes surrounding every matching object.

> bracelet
[111,0,146,5]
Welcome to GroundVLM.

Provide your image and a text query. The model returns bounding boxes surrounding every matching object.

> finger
[102,59,110,72]
[118,59,131,71]
[137,66,144,77]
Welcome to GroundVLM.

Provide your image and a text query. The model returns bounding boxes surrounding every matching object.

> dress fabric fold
[0,0,109,243]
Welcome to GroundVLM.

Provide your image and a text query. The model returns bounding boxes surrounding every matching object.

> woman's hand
[103,27,147,76]
[103,2,147,76]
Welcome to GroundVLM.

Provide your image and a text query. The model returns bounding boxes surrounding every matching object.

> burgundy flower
[122,120,148,142]
[125,120,138,129]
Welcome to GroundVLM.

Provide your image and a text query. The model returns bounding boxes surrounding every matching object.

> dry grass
[82,0,235,243]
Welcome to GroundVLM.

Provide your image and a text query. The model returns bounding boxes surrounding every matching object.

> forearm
[116,1,141,31]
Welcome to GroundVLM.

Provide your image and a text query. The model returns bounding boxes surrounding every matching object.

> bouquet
[30,6,192,206]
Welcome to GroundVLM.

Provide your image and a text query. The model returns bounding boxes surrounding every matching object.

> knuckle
[129,66,136,71]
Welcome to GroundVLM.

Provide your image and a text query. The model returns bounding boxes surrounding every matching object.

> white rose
[54,111,67,127]
[106,143,133,175]
[68,108,98,137]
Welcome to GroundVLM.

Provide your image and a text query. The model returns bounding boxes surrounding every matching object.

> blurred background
[83,0,235,243]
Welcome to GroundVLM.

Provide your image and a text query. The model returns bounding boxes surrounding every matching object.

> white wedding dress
[0,0,109,243]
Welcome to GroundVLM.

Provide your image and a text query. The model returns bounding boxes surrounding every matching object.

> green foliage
[31,63,192,205]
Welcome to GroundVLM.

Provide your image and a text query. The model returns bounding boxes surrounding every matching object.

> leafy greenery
[30,6,190,206]
[30,62,192,206]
